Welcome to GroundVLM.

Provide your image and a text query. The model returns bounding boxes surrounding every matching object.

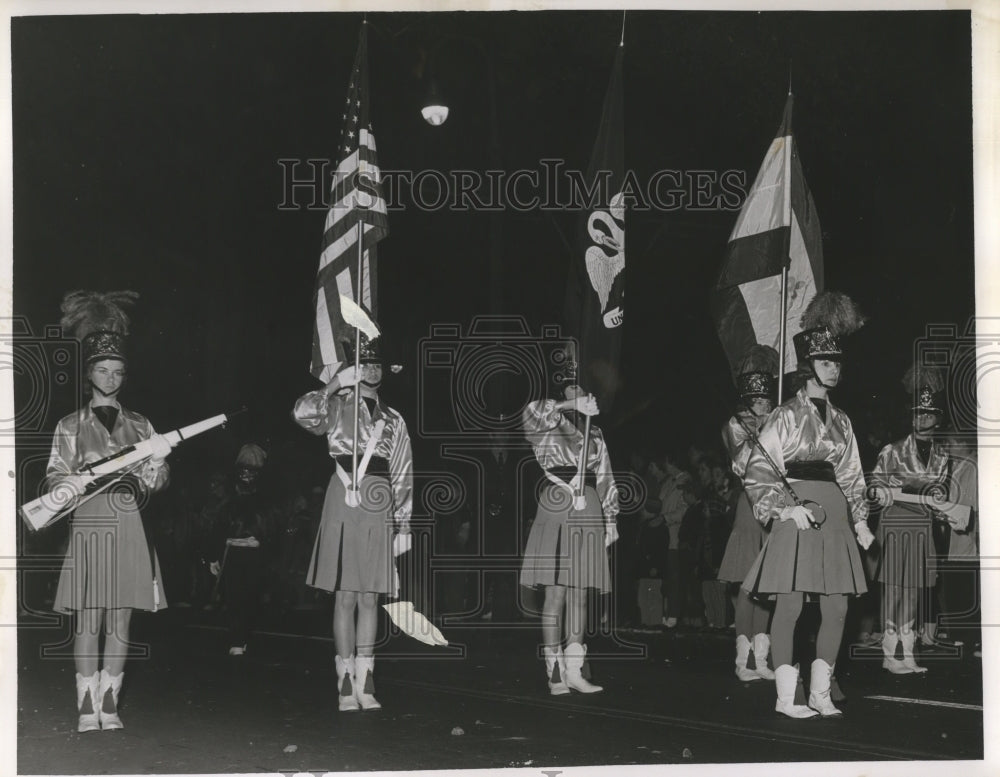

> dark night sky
[11,9,975,479]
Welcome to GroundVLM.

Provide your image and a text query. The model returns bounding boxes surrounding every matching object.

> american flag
[311,23,388,383]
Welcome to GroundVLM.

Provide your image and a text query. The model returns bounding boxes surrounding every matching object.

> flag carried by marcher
[311,23,388,383]
[564,43,625,411]
[711,92,824,379]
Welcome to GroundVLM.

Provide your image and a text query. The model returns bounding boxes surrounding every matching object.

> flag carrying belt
[544,466,597,499]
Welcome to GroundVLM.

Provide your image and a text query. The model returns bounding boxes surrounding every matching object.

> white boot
[543,646,569,695]
[735,635,760,682]
[899,623,928,674]
[98,669,124,730]
[564,643,603,693]
[774,664,818,719]
[334,655,360,711]
[751,634,776,680]
[353,655,382,710]
[807,659,843,717]
[882,623,914,674]
[75,671,100,733]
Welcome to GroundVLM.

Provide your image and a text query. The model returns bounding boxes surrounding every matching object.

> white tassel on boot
[543,646,569,695]
[735,635,761,682]
[774,664,818,719]
[807,659,843,717]
[881,626,913,674]
[899,623,928,674]
[751,634,776,680]
[353,655,382,710]
[75,671,100,733]
[98,669,124,730]
[335,655,360,711]
[564,643,602,693]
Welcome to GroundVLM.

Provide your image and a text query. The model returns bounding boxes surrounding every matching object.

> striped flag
[311,23,388,383]
[711,93,824,380]
[565,43,625,412]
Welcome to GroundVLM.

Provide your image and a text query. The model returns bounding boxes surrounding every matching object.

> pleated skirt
[520,483,611,593]
[306,472,395,595]
[54,493,166,613]
[743,480,867,596]
[875,502,936,589]
[717,492,766,583]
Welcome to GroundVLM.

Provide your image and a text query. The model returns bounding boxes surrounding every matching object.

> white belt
[336,420,386,507]
[544,469,588,512]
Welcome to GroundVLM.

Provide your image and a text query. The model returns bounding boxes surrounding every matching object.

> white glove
[333,365,361,390]
[605,523,619,548]
[147,433,173,462]
[393,533,412,558]
[855,520,875,550]
[59,474,91,498]
[779,504,815,531]
[209,561,221,577]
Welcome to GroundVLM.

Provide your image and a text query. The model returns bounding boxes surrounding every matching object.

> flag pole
[352,219,363,495]
[778,89,794,403]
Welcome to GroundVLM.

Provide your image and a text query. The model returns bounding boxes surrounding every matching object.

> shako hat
[902,363,946,415]
[737,344,779,401]
[793,291,866,362]
[59,290,139,365]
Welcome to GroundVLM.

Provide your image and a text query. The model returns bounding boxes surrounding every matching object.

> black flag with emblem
[564,43,625,412]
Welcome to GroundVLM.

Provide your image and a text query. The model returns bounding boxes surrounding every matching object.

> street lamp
[421,79,449,126]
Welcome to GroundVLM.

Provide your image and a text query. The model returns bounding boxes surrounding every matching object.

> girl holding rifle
[870,365,953,674]
[717,345,779,683]
[48,291,173,733]
[742,292,874,719]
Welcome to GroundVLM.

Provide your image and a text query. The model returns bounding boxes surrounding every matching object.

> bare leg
[334,591,359,658]
[74,608,103,676]
[541,585,566,648]
[355,592,378,656]
[102,608,132,675]
[564,587,587,646]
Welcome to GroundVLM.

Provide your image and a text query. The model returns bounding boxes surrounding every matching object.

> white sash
[337,419,386,507]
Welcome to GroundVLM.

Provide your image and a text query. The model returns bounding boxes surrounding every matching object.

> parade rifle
[730,410,828,529]
[20,411,240,532]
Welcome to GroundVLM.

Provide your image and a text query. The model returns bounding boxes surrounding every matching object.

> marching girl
[520,357,619,695]
[870,365,955,674]
[293,332,412,712]
[742,292,875,718]
[717,345,779,682]
[48,291,173,732]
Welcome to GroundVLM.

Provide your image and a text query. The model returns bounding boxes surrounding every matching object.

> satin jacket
[871,433,949,492]
[46,402,170,494]
[722,412,766,480]
[293,387,413,529]
[522,399,619,520]
[743,387,868,525]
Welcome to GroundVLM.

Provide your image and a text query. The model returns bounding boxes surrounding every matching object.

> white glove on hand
[60,474,91,498]
[605,523,619,548]
[333,365,360,390]
[779,504,815,531]
[147,433,173,462]
[209,561,221,577]
[393,533,412,558]
[855,520,875,550]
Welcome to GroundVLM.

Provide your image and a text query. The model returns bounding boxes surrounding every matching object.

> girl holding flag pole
[741,291,874,719]
[293,330,412,712]
[520,352,620,696]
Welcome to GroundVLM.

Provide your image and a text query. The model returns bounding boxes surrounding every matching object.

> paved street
[17,604,984,773]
